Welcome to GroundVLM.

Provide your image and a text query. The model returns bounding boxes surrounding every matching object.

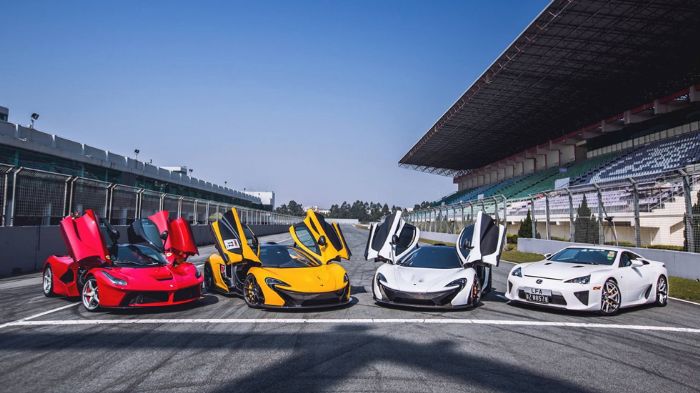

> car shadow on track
[506,297,662,318]
[0,325,594,393]
[104,294,220,316]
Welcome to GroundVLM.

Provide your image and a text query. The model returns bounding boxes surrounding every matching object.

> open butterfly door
[59,209,110,264]
[289,210,351,263]
[364,211,419,262]
[211,208,260,265]
[456,211,506,267]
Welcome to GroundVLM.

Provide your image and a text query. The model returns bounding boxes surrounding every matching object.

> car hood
[259,264,347,292]
[380,265,465,293]
[521,261,611,280]
[106,263,200,290]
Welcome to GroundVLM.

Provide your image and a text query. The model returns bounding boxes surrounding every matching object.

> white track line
[0,302,79,329]
[670,297,700,306]
[1,318,698,333]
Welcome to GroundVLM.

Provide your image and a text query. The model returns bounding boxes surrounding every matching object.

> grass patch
[501,250,544,263]
[669,276,700,302]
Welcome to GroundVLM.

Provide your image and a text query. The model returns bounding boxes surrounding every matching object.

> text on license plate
[524,287,552,296]
[525,293,550,303]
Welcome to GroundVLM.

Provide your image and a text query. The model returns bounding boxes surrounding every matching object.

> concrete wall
[0,224,289,277]
[325,218,359,224]
[518,238,700,280]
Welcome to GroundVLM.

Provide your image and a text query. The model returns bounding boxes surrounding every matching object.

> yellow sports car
[203,208,352,308]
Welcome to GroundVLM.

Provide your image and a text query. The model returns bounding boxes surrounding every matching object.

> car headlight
[445,278,466,289]
[102,271,127,286]
[343,273,349,283]
[265,277,290,288]
[376,273,387,284]
[511,267,522,277]
[565,275,590,284]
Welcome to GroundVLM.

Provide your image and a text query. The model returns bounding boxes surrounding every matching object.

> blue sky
[1,0,548,207]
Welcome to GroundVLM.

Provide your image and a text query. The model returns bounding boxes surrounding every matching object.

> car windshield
[111,244,168,267]
[549,247,617,265]
[259,245,321,268]
[396,246,461,269]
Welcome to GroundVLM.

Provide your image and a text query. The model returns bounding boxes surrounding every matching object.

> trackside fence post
[544,192,551,241]
[680,170,695,253]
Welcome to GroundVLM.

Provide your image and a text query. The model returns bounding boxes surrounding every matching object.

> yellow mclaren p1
[203,208,352,308]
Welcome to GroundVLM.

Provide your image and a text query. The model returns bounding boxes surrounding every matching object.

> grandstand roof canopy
[400,0,700,175]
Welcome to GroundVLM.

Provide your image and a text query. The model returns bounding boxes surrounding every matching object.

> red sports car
[42,210,203,311]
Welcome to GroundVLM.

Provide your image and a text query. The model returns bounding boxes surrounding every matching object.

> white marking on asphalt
[670,297,700,306]
[1,318,698,333]
[0,303,80,329]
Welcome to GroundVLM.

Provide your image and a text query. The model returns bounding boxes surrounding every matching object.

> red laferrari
[42,210,203,311]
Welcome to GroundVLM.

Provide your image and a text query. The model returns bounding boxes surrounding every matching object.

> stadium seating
[589,132,700,184]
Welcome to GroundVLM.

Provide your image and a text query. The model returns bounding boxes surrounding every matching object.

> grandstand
[0,109,267,209]
[401,0,700,247]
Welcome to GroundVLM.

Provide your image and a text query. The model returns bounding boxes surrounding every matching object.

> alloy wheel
[470,279,482,307]
[244,275,263,307]
[42,267,53,296]
[656,276,668,306]
[82,278,100,311]
[600,279,620,315]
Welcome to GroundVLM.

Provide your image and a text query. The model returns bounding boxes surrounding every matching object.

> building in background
[243,190,275,210]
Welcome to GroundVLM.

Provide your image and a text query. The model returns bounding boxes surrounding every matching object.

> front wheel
[81,277,101,312]
[203,263,214,294]
[469,278,482,307]
[655,276,668,307]
[599,279,620,316]
[42,266,55,297]
[243,274,264,308]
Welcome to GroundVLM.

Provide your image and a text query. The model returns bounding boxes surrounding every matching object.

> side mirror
[160,230,169,240]
[631,259,644,267]
[544,253,552,260]
[391,234,399,245]
[318,236,327,247]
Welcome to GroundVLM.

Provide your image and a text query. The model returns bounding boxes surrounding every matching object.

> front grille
[380,283,460,307]
[122,291,170,306]
[574,290,589,305]
[274,285,349,307]
[174,285,200,302]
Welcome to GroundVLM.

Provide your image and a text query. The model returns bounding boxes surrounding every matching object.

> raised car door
[363,211,419,262]
[211,208,260,264]
[289,210,351,263]
[456,211,505,267]
[128,215,167,253]
[168,217,199,258]
[59,209,110,264]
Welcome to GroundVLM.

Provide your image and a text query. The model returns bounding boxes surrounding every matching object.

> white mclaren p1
[505,246,669,315]
[365,211,506,309]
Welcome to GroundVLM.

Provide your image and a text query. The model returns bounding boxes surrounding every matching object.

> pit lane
[1,225,699,393]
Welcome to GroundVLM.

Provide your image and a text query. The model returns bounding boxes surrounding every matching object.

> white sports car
[365,211,506,309]
[505,246,669,315]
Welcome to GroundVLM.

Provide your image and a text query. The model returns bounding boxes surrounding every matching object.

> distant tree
[518,210,533,239]
[574,195,599,243]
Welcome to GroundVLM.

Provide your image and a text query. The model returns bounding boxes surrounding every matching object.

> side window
[619,252,632,267]
[295,225,320,254]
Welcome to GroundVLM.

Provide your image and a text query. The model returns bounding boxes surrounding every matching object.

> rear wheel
[42,266,54,297]
[81,277,100,312]
[469,278,482,307]
[599,279,620,316]
[655,275,668,307]
[243,274,264,308]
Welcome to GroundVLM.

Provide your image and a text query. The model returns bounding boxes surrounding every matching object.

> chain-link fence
[1,166,299,227]
[406,167,700,253]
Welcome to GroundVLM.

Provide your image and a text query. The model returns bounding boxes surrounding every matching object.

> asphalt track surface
[0,226,698,393]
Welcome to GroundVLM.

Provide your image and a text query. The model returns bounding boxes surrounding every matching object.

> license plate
[525,293,551,303]
[524,287,552,296]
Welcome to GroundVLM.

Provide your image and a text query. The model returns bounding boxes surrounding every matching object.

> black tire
[203,263,214,293]
[469,278,482,307]
[42,266,55,297]
[599,279,621,316]
[655,275,668,307]
[243,274,264,308]
[81,276,101,312]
